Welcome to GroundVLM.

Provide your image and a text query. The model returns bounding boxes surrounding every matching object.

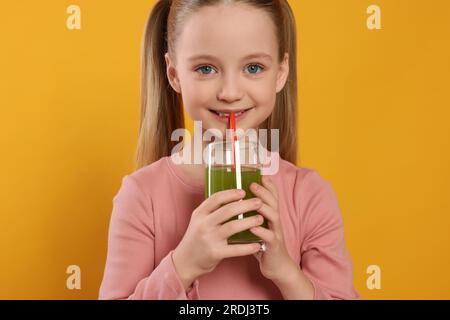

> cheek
[250,79,277,115]
[180,82,214,119]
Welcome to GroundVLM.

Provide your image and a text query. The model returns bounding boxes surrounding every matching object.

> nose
[216,73,244,103]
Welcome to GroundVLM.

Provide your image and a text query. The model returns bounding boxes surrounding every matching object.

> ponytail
[135,0,184,170]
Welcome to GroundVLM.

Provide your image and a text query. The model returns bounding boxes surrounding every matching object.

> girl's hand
[173,189,265,288]
[249,176,295,282]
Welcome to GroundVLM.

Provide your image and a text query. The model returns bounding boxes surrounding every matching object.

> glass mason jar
[204,138,269,244]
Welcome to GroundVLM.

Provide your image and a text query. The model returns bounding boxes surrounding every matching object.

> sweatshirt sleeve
[98,175,200,300]
[298,171,360,300]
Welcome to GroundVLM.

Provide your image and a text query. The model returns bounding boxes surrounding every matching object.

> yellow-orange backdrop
[1,0,449,299]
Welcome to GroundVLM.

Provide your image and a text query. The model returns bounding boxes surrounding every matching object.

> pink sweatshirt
[98,155,359,300]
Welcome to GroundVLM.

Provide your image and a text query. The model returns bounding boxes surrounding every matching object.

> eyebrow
[188,53,273,62]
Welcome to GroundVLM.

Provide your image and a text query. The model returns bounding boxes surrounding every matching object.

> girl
[99,0,359,300]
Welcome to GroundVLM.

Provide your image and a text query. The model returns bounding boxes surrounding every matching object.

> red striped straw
[229,112,237,171]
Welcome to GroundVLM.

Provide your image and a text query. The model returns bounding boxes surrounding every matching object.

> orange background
[1,0,449,299]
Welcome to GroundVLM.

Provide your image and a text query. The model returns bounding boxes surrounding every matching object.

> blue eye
[196,65,217,75]
[246,64,264,74]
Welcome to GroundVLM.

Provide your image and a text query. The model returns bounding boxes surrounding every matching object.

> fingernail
[252,183,258,191]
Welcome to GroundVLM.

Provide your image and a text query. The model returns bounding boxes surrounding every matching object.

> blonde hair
[135,0,298,170]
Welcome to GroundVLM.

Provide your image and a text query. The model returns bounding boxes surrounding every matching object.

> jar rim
[207,139,259,149]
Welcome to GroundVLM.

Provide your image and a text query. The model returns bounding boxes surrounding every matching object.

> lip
[208,107,254,123]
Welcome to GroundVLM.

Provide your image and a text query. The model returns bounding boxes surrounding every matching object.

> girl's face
[165,3,289,138]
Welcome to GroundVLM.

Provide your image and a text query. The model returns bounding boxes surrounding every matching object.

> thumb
[253,252,262,263]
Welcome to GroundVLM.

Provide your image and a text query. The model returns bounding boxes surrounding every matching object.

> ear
[275,52,289,94]
[165,52,182,94]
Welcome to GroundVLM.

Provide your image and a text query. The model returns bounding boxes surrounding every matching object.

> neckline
[165,156,205,194]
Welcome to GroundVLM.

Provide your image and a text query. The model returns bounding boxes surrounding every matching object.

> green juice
[205,165,269,244]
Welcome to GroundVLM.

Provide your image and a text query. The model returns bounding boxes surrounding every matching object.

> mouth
[208,107,254,120]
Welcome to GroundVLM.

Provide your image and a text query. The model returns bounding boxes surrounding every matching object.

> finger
[197,189,245,215]
[250,226,276,245]
[256,203,280,230]
[250,181,277,209]
[208,198,263,225]
[218,214,264,239]
[261,175,279,201]
[221,242,261,259]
